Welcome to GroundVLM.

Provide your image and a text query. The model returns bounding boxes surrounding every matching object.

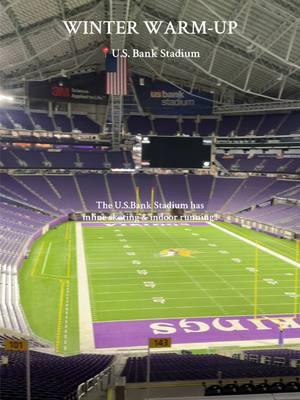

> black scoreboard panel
[142,136,211,168]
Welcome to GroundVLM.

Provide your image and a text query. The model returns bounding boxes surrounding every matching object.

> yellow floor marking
[66,225,72,279]
[55,279,66,353]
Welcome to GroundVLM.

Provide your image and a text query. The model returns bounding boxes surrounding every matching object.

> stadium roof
[0,0,300,101]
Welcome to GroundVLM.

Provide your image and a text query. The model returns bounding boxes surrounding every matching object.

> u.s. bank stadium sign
[133,75,213,115]
[150,90,195,107]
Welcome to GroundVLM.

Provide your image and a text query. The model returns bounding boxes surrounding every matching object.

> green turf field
[18,221,299,354]
[19,222,79,354]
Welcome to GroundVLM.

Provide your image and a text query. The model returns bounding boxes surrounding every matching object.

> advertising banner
[27,72,107,104]
[133,75,213,115]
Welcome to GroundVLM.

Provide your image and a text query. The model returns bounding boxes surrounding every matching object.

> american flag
[105,53,128,95]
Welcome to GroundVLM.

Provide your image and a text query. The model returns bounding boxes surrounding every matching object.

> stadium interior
[0,0,300,399]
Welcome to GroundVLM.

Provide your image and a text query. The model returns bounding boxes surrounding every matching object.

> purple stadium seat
[153,118,179,135]
[181,118,196,135]
[199,119,217,136]
[54,114,72,132]
[31,112,55,131]
[278,111,300,135]
[127,115,152,135]
[122,353,300,383]
[72,114,101,134]
[0,110,14,129]
[256,113,286,136]
[237,114,264,136]
[7,109,34,130]
[0,349,113,400]
[218,115,240,136]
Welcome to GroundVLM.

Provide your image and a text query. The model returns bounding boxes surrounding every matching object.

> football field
[19,221,300,354]
[84,223,298,320]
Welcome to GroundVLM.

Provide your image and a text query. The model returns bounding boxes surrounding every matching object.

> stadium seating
[0,174,298,216]
[256,113,288,136]
[181,118,197,135]
[0,201,53,331]
[107,173,136,206]
[153,118,179,135]
[214,111,299,136]
[206,177,244,211]
[127,115,152,135]
[218,115,240,136]
[1,107,299,136]
[31,112,55,131]
[0,148,134,169]
[0,109,101,134]
[278,187,300,200]
[187,175,214,207]
[278,111,300,135]
[217,155,300,174]
[158,174,190,205]
[0,110,14,129]
[0,333,49,349]
[237,114,264,136]
[72,114,101,134]
[238,204,300,233]
[6,109,34,130]
[54,114,72,132]
[133,173,163,204]
[122,353,300,382]
[0,350,113,400]
[199,118,217,136]
[243,349,300,366]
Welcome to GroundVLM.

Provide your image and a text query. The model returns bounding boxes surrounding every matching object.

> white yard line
[76,222,95,352]
[94,293,288,303]
[157,226,262,314]
[41,242,52,275]
[97,302,295,313]
[93,311,297,324]
[94,288,294,295]
[143,225,227,314]
[210,223,300,268]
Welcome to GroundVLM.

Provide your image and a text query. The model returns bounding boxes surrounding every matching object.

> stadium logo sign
[150,89,195,106]
[150,90,184,98]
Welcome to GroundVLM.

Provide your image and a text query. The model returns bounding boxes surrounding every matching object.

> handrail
[214,100,300,114]
[77,365,113,399]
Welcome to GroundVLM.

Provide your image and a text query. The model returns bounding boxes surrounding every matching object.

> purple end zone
[93,315,300,348]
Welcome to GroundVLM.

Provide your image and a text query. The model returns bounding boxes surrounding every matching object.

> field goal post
[252,239,300,345]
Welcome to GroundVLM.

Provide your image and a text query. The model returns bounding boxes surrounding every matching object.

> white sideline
[210,223,300,268]
[41,242,52,275]
[76,222,95,351]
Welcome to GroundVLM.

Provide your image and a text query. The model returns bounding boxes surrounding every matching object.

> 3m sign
[4,340,29,352]
[149,338,172,348]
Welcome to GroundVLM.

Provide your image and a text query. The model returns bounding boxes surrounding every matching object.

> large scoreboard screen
[142,136,211,168]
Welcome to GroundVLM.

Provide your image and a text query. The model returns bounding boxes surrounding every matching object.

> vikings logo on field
[160,248,196,257]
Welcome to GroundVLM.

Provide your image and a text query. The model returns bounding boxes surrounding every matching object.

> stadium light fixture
[0,94,14,103]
